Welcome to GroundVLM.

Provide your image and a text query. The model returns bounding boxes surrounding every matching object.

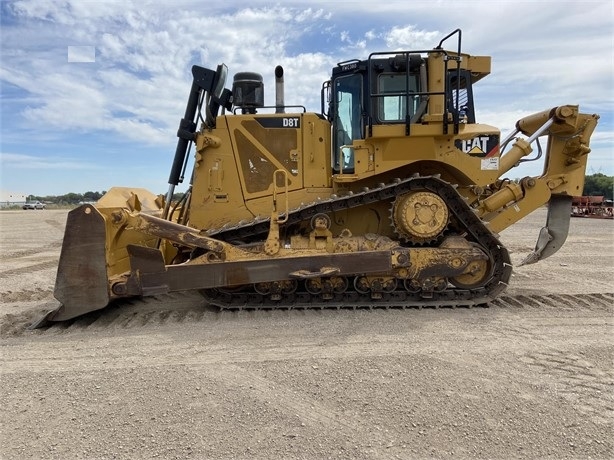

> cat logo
[455,134,499,158]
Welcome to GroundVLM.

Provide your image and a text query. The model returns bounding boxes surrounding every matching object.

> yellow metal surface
[393,191,449,242]
[53,37,601,319]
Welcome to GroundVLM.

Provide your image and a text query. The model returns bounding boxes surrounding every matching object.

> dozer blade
[47,205,111,322]
[520,195,572,266]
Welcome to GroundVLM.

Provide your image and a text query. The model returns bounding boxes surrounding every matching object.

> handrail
[232,105,306,115]
[366,29,464,136]
[272,169,289,223]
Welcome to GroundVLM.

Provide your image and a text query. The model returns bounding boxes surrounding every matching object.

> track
[2,292,611,337]
[196,175,513,308]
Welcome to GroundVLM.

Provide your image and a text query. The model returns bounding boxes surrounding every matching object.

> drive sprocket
[391,190,449,244]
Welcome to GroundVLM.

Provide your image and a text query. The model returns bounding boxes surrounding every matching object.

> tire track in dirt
[2,292,612,338]
[485,293,614,425]
[3,241,62,260]
[206,364,398,457]
[44,218,66,232]
[0,216,63,277]
[487,293,613,350]
[492,293,613,312]
[2,217,64,259]
[518,350,614,425]
[0,259,59,278]
[2,292,611,449]
[1,289,53,303]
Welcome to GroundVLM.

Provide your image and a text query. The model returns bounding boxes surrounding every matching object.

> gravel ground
[0,208,612,459]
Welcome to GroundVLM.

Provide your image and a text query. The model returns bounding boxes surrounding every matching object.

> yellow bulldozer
[42,29,599,323]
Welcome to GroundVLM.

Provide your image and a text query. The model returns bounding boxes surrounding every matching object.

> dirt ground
[0,208,612,459]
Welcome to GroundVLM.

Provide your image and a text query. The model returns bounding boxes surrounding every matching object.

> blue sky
[1,0,612,196]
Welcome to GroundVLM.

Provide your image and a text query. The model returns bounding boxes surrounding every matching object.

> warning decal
[481,157,499,170]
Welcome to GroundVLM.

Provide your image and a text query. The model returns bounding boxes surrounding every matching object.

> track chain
[202,175,513,310]
[15,293,613,336]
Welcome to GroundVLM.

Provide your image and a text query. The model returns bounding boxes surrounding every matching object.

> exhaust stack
[275,65,284,113]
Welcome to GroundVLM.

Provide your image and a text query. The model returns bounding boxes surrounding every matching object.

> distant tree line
[30,191,107,205]
[27,175,612,205]
[582,173,613,200]
[29,191,186,205]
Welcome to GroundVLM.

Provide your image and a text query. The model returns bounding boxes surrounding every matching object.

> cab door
[332,73,363,173]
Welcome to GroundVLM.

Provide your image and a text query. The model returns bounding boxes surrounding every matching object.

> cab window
[333,74,362,171]
[377,73,419,122]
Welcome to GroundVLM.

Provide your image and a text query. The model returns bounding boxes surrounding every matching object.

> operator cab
[324,31,480,174]
[328,55,429,173]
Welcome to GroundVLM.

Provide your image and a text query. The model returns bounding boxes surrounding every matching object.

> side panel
[190,113,334,231]
[227,113,304,198]
[190,117,255,230]
[357,123,501,187]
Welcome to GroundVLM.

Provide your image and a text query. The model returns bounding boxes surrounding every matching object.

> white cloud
[384,25,441,49]
[1,0,612,195]
[0,152,100,170]
[2,2,342,143]
[67,45,95,63]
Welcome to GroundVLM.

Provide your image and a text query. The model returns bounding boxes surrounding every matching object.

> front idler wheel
[450,245,494,289]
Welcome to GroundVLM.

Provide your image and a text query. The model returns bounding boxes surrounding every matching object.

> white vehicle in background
[22,201,45,210]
